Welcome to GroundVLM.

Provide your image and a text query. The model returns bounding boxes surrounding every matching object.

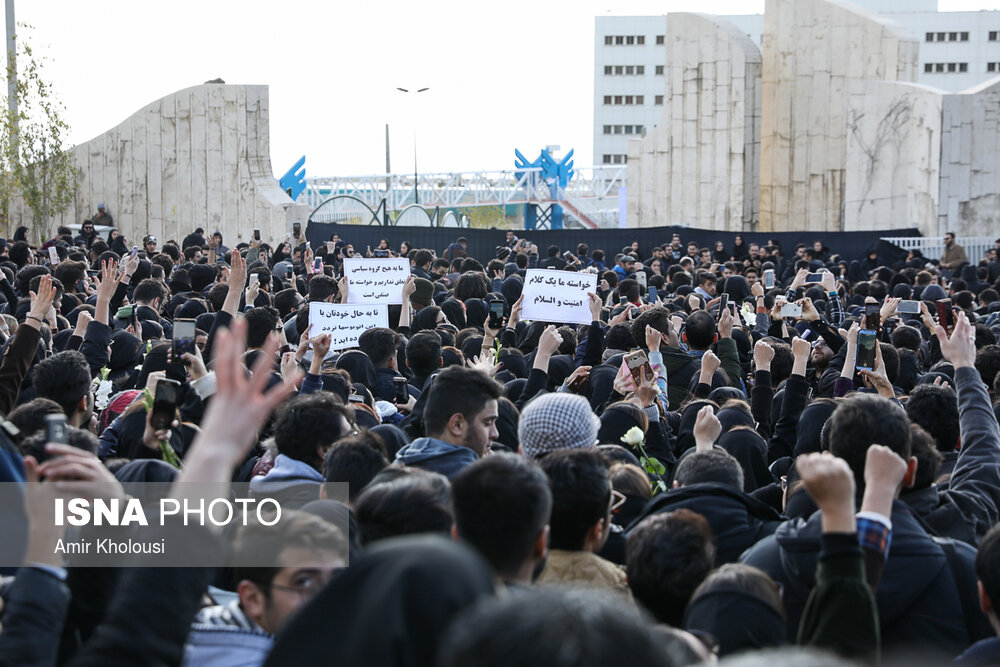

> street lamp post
[395,86,429,205]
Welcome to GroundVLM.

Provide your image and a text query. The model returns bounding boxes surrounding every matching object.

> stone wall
[758,0,919,233]
[627,13,761,231]
[938,76,1000,237]
[844,80,942,236]
[11,84,302,248]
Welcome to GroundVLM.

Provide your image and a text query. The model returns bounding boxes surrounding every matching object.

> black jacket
[900,366,1000,546]
[628,482,782,565]
[741,499,991,657]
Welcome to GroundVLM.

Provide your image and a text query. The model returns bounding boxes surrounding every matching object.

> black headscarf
[412,306,441,333]
[683,588,786,657]
[336,351,377,387]
[264,535,495,667]
[793,401,836,458]
[370,424,410,458]
[597,404,643,446]
[721,275,751,302]
[497,350,527,379]
[440,300,466,329]
[500,275,522,306]
[718,429,773,493]
[676,401,717,454]
[464,298,488,330]
[716,405,755,435]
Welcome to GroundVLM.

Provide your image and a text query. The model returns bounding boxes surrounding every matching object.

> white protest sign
[521,270,598,325]
[343,257,410,304]
[308,303,389,351]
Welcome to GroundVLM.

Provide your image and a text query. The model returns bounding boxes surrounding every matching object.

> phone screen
[253,229,261,241]
[292,223,301,236]
[150,380,180,430]
[865,304,881,331]
[131,246,139,259]
[856,330,878,370]
[313,258,323,272]
[764,270,775,289]
[393,378,409,404]
[937,299,954,331]
[249,273,259,286]
[488,301,505,328]
[44,414,68,445]
[48,247,59,265]
[897,300,920,314]
[647,286,657,303]
[625,350,653,388]
[806,272,824,283]
[718,293,729,319]
[172,319,197,360]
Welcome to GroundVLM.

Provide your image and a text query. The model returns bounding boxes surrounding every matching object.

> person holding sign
[343,258,411,305]
[520,270,598,325]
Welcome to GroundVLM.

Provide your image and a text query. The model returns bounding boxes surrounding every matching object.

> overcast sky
[7,0,998,179]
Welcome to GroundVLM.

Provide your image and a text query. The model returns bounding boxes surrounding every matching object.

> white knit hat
[518,392,600,460]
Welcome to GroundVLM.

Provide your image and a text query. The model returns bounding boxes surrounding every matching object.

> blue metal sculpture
[279,156,307,201]
[514,147,575,230]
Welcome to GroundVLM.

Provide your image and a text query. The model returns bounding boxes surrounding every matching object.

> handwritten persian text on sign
[308,303,389,351]
[343,258,410,304]
[521,270,597,325]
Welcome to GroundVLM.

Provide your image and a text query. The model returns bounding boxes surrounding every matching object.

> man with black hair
[243,307,280,351]
[273,288,305,320]
[31,350,94,428]
[630,306,697,410]
[357,327,409,402]
[322,436,389,505]
[250,393,355,507]
[538,246,566,271]
[452,453,551,585]
[406,331,442,391]
[743,314,995,655]
[184,511,347,666]
[905,383,960,472]
[354,468,454,545]
[626,509,715,626]
[395,365,501,478]
[536,449,626,591]
[444,237,468,261]
[411,249,434,281]
[307,275,338,303]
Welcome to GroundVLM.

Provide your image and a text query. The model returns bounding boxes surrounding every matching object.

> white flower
[620,426,644,447]
[94,380,113,411]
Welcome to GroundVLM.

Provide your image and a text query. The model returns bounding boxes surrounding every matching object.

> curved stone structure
[939,76,1000,237]
[844,80,943,235]
[627,13,761,231]
[12,84,299,246]
[758,0,919,232]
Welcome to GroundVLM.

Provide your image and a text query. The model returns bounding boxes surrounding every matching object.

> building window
[926,32,934,42]
[655,65,664,75]
[656,35,664,45]
[949,32,958,41]
[614,65,623,75]
[603,154,612,164]
[937,32,946,41]
[959,62,968,72]
[604,65,612,75]
[615,35,624,45]
[614,95,623,104]
[637,125,645,135]
[925,62,933,73]
[636,95,644,104]
[603,125,611,134]
[625,65,634,75]
[624,95,633,104]
[626,35,634,45]
[614,125,623,134]
[989,62,999,72]
[935,63,945,72]
[636,65,644,75]
[624,125,633,135]
[654,95,664,105]
[605,35,613,45]
[603,95,612,104]
[637,35,645,45]
[961,32,969,41]
[990,31,999,41]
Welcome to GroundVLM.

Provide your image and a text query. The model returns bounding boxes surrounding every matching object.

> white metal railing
[881,236,995,266]
[300,166,628,213]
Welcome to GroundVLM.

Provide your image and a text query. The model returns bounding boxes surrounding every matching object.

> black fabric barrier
[305,223,921,265]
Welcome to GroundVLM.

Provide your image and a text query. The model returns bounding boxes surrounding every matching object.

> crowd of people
[1,218,1000,666]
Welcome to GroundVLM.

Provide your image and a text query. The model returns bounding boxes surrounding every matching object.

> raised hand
[797,452,856,533]
[694,405,722,451]
[588,292,602,323]
[718,306,734,338]
[935,310,975,369]
[699,349,721,384]
[861,444,909,519]
[753,339,774,372]
[645,324,664,353]
[27,275,56,328]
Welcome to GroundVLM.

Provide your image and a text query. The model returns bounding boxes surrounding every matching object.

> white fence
[880,236,995,265]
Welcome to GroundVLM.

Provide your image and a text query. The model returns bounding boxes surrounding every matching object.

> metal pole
[5,0,16,165]
[384,123,391,210]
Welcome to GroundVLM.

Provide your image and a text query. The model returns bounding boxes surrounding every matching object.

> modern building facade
[595,1,1000,166]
